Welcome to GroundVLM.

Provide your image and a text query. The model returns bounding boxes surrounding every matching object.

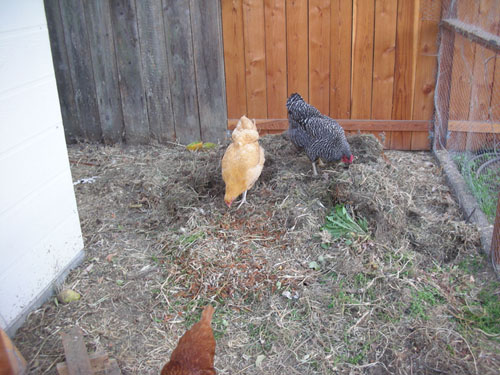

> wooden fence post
[433,0,456,150]
[491,191,500,275]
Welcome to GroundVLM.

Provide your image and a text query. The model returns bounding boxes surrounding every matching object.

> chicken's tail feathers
[201,305,215,323]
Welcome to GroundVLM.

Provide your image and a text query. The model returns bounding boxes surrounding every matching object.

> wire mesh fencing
[432,0,500,274]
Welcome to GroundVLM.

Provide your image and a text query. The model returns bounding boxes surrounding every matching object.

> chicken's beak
[225,200,233,208]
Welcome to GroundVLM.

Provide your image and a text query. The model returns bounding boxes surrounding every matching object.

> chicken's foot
[311,161,318,176]
[236,190,248,209]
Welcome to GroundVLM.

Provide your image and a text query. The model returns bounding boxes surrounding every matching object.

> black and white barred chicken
[286,93,353,175]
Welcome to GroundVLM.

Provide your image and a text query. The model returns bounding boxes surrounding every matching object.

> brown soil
[13,134,499,374]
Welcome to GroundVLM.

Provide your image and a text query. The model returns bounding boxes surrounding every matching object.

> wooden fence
[44,0,227,145]
[222,0,442,150]
[46,0,442,149]
[434,0,500,151]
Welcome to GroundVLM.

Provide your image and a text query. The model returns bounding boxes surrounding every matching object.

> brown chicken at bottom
[222,115,265,208]
[161,305,216,375]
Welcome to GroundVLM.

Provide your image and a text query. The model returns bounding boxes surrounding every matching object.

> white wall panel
[0,124,70,216]
[0,0,84,335]
[0,0,47,33]
[0,28,55,94]
[0,78,62,154]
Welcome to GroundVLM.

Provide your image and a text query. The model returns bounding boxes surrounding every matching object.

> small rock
[58,289,81,304]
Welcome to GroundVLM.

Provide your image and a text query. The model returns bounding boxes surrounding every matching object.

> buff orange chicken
[221,115,265,208]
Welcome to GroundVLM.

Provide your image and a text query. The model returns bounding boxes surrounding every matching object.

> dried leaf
[255,354,266,368]
[186,142,203,151]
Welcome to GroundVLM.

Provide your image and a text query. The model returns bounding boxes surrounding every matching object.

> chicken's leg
[236,190,248,209]
[311,161,318,176]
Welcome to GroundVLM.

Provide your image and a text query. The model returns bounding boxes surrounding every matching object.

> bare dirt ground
[14,134,500,374]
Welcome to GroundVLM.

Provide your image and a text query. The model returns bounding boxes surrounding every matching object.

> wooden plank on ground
[351,0,375,119]
[57,352,108,375]
[135,0,175,143]
[286,0,309,100]
[264,0,287,118]
[308,0,331,114]
[221,0,247,118]
[111,0,149,144]
[391,0,417,149]
[330,0,352,118]
[59,0,102,142]
[371,0,397,120]
[60,327,93,375]
[411,0,441,150]
[57,353,122,375]
[190,0,228,143]
[44,0,82,142]
[83,0,123,144]
[163,0,201,144]
[242,0,267,118]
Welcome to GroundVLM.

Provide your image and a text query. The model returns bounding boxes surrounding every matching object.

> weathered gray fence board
[110,0,149,144]
[83,0,123,144]
[163,0,201,144]
[190,0,227,143]
[136,0,175,143]
[59,0,102,142]
[44,0,82,142]
[46,0,228,145]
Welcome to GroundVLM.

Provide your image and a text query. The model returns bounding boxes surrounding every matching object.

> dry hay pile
[13,134,499,375]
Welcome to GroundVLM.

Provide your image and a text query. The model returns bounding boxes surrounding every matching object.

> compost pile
[14,134,499,375]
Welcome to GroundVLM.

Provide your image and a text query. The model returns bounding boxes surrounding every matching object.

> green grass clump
[321,204,369,243]
[409,286,445,320]
[460,282,500,338]
[453,153,500,223]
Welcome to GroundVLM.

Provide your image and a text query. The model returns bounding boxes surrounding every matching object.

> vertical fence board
[163,0,201,144]
[466,0,499,150]
[59,0,102,142]
[242,0,267,118]
[286,0,309,100]
[111,0,149,144]
[447,35,474,150]
[330,0,352,119]
[447,1,477,150]
[44,0,82,142]
[264,0,287,118]
[83,0,123,144]
[469,0,497,122]
[190,0,228,142]
[490,57,500,121]
[434,26,455,150]
[222,0,247,119]
[391,0,416,149]
[411,0,441,150]
[372,0,398,120]
[351,0,375,119]
[309,0,331,114]
[135,0,175,143]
